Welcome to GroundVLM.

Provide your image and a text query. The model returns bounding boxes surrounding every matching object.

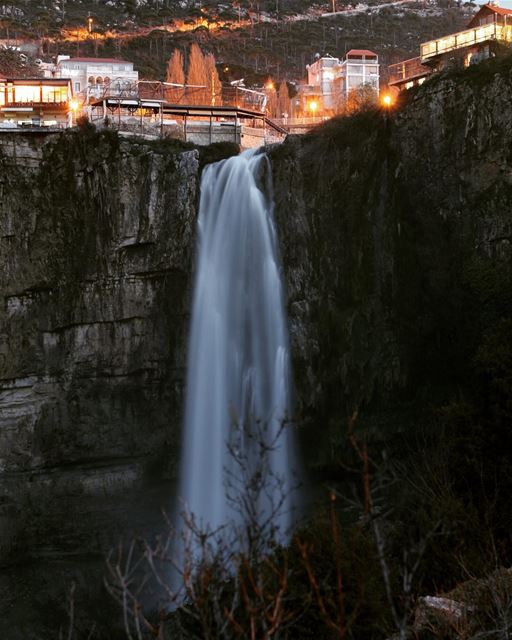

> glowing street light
[308,100,318,115]
[265,81,274,91]
[69,98,80,125]
[87,15,93,34]
[381,93,393,108]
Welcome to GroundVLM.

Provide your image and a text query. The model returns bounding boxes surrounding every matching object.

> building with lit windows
[300,49,380,116]
[44,56,139,102]
[0,78,74,128]
[389,1,512,90]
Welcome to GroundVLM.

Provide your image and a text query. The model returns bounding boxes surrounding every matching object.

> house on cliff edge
[389,1,512,91]
[0,77,74,129]
[299,49,380,116]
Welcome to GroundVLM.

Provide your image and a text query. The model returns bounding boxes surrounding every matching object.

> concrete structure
[389,2,512,90]
[340,50,380,101]
[88,97,285,147]
[306,54,340,111]
[301,49,379,115]
[43,56,139,102]
[0,78,74,128]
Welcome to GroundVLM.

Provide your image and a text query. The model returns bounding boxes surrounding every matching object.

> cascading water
[178,148,298,547]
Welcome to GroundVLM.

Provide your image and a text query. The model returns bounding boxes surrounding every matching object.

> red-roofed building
[467,3,512,28]
[346,49,379,59]
[389,2,512,90]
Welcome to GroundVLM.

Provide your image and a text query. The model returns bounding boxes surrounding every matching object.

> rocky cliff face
[0,129,199,565]
[2,58,512,636]
[270,59,512,464]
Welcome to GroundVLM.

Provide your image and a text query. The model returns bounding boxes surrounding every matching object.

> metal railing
[84,79,267,112]
[420,23,512,62]
[1,100,69,111]
[388,57,431,86]
[271,116,326,126]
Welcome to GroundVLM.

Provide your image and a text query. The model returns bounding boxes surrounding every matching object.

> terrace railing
[420,23,512,62]
[388,57,431,86]
[1,101,68,110]
[86,80,267,112]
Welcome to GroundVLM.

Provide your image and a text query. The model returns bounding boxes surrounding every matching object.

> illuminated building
[44,57,139,101]
[389,2,512,91]
[299,49,379,116]
[0,78,74,128]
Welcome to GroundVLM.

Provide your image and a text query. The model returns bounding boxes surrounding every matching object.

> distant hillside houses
[298,49,379,117]
[390,1,512,90]
[0,5,23,18]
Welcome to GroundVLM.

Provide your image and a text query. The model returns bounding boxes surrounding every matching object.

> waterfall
[178,149,298,549]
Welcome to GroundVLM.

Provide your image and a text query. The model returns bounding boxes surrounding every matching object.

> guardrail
[83,80,267,112]
[420,23,512,62]
[388,57,431,86]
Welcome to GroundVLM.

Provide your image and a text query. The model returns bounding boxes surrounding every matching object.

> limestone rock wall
[270,61,512,462]
[0,129,198,558]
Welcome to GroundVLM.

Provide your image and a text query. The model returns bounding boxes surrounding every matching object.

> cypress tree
[204,53,222,106]
[166,49,185,103]
[186,43,208,105]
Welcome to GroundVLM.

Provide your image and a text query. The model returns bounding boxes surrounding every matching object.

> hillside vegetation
[0,1,470,83]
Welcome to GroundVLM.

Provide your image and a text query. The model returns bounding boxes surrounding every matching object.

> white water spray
[179,149,298,544]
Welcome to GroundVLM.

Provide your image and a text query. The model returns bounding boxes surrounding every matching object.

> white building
[306,53,340,110]
[303,49,380,114]
[43,56,139,102]
[339,49,379,102]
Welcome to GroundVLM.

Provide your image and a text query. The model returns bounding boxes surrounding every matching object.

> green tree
[0,49,42,78]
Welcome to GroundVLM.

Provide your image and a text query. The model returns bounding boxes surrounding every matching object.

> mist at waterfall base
[177,149,300,558]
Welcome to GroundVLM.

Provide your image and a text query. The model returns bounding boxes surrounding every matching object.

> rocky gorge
[1,56,512,636]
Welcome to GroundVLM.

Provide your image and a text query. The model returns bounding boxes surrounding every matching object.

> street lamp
[69,98,79,125]
[308,100,318,115]
[381,94,393,108]
[87,16,93,34]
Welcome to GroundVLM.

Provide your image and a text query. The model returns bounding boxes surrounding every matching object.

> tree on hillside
[204,53,222,105]
[346,83,378,114]
[278,80,290,117]
[166,48,185,103]
[0,49,42,78]
[186,42,209,105]
[265,78,278,118]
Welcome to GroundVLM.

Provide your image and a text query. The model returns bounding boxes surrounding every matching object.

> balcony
[420,23,512,62]
[1,101,68,111]
[388,57,431,87]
